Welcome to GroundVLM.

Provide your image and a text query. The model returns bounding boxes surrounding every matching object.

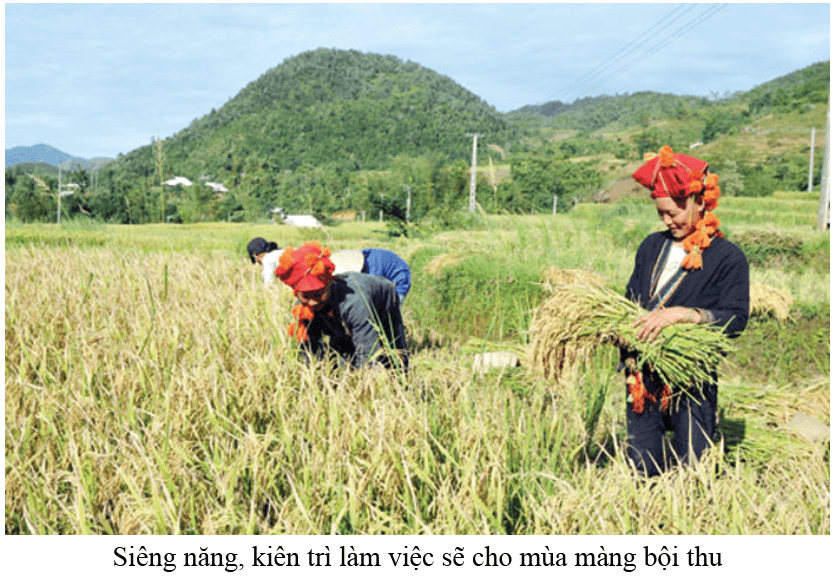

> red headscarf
[275,241,336,342]
[633,146,723,270]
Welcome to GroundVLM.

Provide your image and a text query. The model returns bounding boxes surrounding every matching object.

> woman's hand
[632,307,699,343]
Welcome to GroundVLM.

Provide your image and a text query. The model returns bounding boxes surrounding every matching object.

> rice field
[4,194,830,535]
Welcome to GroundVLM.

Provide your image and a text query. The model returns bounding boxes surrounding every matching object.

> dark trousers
[625,382,718,477]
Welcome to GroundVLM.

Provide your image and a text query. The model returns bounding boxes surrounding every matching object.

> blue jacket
[362,248,411,298]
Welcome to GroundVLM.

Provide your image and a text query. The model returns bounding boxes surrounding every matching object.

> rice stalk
[529,282,734,389]
[423,253,460,276]
[750,282,794,322]
[540,267,607,292]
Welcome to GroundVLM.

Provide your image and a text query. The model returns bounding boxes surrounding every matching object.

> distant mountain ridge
[505,61,829,133]
[5,144,111,170]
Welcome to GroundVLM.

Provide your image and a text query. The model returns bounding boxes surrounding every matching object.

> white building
[282,214,322,227]
[205,182,229,193]
[162,176,193,187]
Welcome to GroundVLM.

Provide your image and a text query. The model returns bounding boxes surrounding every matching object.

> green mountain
[508,91,715,134]
[114,48,521,180]
[507,61,829,134]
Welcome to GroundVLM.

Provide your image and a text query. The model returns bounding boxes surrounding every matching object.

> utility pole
[154,130,166,222]
[466,133,483,214]
[58,163,62,224]
[56,161,77,224]
[817,96,830,230]
[808,127,816,192]
[405,184,411,221]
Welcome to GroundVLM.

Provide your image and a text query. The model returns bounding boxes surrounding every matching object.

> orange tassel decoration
[301,241,331,259]
[659,146,675,167]
[629,371,651,414]
[703,173,721,211]
[288,303,317,343]
[288,320,310,343]
[659,383,672,411]
[628,371,673,414]
[292,304,315,321]
[276,247,296,276]
[681,213,721,270]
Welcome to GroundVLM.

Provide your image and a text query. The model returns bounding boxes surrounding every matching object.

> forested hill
[507,61,830,133]
[507,92,714,133]
[116,48,519,178]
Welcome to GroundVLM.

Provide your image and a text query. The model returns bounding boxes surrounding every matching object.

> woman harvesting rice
[623,146,749,477]
[276,241,408,373]
[247,237,282,287]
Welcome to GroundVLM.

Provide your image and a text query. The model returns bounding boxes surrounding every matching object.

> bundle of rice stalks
[750,282,794,322]
[424,253,460,276]
[540,267,607,292]
[734,229,803,265]
[529,283,734,389]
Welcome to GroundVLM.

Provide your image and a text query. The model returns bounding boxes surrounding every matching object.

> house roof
[163,176,193,187]
[205,181,229,192]
[282,215,322,227]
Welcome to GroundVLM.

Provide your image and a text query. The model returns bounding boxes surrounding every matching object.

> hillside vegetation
[4,52,828,227]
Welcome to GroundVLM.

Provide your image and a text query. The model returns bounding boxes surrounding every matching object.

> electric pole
[808,127,816,192]
[466,133,483,214]
[58,163,62,224]
[817,96,830,230]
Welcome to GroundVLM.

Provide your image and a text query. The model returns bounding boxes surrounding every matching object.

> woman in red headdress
[622,146,749,477]
[274,241,408,373]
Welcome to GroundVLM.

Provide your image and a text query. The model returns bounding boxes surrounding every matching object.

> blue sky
[4,2,831,159]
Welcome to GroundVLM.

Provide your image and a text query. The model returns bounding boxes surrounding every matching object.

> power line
[574,4,727,101]
[592,4,727,95]
[545,4,727,106]
[544,3,694,104]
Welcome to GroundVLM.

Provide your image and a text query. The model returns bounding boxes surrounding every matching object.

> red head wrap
[275,241,335,292]
[275,241,335,342]
[633,146,724,270]
[632,146,709,200]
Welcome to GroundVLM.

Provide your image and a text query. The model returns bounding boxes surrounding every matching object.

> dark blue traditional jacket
[625,231,750,337]
[302,272,408,372]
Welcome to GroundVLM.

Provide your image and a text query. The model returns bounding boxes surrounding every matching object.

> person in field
[247,237,282,287]
[330,248,412,304]
[622,145,749,477]
[275,241,408,373]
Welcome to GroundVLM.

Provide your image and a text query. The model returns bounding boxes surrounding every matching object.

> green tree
[631,129,663,159]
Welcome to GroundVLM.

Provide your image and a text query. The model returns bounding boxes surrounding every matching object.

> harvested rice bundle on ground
[734,229,803,265]
[529,283,734,389]
[540,267,607,292]
[750,282,794,321]
[424,253,460,276]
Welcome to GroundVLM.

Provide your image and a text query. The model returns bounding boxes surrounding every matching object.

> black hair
[247,238,279,264]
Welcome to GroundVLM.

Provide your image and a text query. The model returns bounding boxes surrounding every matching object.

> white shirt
[654,245,687,296]
[260,250,282,287]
